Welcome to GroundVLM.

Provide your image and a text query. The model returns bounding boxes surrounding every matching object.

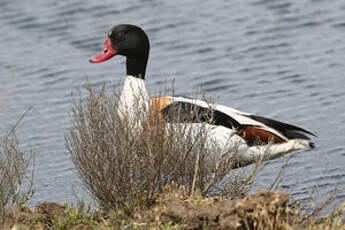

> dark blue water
[1,0,344,210]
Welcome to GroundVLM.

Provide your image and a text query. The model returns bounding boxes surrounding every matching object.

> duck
[89,24,315,169]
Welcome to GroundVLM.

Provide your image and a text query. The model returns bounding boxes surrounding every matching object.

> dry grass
[0,109,34,216]
[65,84,262,211]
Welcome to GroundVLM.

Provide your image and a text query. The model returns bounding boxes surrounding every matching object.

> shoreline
[2,187,344,230]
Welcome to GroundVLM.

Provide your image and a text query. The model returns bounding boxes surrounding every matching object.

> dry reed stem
[191,150,200,196]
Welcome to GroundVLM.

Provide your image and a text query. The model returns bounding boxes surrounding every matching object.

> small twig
[191,150,200,196]
[269,154,292,190]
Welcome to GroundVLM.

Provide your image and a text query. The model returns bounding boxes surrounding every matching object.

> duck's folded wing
[151,96,315,146]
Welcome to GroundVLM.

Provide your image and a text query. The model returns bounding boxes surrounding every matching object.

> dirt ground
[1,187,344,230]
[136,187,295,229]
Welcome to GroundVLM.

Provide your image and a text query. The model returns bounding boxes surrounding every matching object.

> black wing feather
[161,101,243,130]
[247,115,316,140]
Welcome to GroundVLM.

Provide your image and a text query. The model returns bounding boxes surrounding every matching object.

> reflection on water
[0,0,345,210]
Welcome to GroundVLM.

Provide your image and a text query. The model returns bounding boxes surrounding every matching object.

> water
[0,0,345,210]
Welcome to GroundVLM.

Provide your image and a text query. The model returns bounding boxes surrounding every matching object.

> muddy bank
[1,188,344,229]
[136,187,294,229]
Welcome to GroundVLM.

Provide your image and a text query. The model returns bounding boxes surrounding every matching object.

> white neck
[117,75,149,120]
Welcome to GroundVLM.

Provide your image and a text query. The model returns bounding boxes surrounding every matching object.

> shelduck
[90,24,315,168]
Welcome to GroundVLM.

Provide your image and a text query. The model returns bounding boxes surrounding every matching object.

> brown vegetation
[65,85,261,212]
[0,111,34,217]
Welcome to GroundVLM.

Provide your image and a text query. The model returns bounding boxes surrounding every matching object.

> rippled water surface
[1,0,345,210]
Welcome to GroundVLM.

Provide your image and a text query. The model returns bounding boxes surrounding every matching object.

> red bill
[89,37,116,63]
